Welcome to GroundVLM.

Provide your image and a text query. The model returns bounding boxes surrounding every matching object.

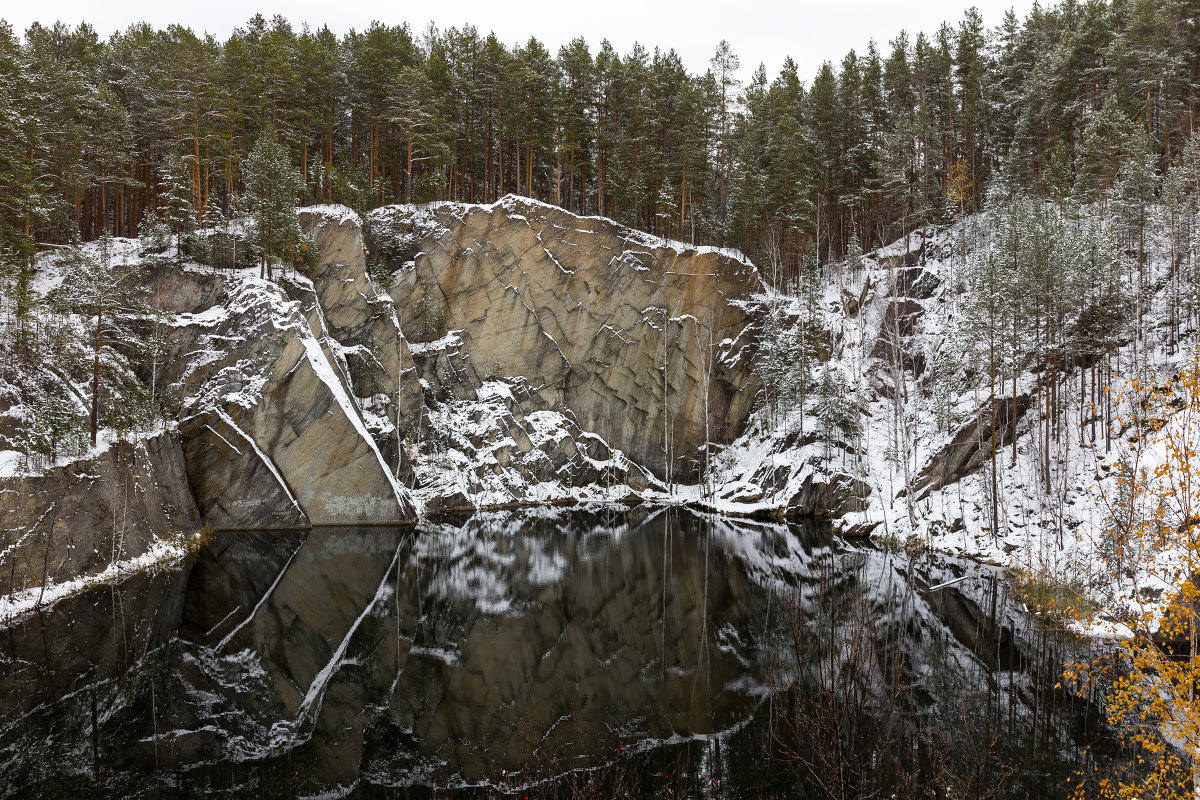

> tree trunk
[406,132,414,203]
[90,299,102,446]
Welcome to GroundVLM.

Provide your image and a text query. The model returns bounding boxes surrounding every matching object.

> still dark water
[0,508,1109,798]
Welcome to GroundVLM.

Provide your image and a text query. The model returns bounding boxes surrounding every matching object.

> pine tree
[138,210,171,255]
[1110,134,1160,354]
[710,40,740,240]
[1076,101,1141,201]
[815,365,858,471]
[388,65,438,203]
[757,304,803,429]
[0,22,39,263]
[238,131,303,280]
[21,382,87,469]
[557,37,594,215]
[161,152,196,260]
[4,2,1200,290]
[61,233,151,445]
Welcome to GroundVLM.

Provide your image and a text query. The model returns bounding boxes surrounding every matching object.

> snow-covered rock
[162,267,418,527]
[0,428,200,596]
[297,206,424,453]
[375,195,762,480]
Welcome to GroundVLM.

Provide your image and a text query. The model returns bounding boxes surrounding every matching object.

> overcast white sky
[3,0,1039,82]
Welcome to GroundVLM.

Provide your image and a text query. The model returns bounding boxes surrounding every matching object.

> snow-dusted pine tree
[160,152,196,261]
[62,234,151,444]
[238,132,304,280]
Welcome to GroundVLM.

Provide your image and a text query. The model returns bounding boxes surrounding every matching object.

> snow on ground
[700,209,1199,635]
[0,417,170,480]
[301,204,362,225]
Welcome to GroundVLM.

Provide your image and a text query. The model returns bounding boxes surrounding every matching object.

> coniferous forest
[12,2,1200,796]
[1,0,1199,276]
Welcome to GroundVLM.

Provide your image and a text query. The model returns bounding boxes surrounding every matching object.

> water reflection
[0,508,1105,797]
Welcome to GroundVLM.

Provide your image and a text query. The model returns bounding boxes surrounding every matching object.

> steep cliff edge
[4,195,1189,650]
[0,429,200,598]
[375,196,761,481]
[161,199,736,525]
[297,206,424,455]
[161,268,418,528]
[7,195,765,602]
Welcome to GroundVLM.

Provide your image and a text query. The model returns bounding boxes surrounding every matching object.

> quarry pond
[0,508,1112,798]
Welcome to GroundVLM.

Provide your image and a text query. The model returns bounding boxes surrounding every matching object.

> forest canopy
[1,0,1198,277]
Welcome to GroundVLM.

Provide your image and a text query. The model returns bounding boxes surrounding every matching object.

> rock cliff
[297,206,424,448]
[2,197,779,613]
[161,267,418,528]
[376,196,761,480]
[0,429,200,596]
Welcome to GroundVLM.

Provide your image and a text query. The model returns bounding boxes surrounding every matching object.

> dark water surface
[0,508,1108,798]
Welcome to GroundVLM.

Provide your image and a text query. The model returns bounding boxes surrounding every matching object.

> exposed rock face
[160,266,417,528]
[156,201,704,527]
[298,207,424,444]
[378,196,762,479]
[0,429,200,596]
[297,204,659,510]
[912,393,1033,498]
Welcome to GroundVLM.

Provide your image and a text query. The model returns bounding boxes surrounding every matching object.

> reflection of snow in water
[0,508,1093,798]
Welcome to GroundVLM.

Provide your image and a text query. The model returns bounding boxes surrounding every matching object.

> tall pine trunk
[90,298,102,446]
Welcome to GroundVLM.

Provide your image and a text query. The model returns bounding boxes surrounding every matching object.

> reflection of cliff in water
[0,508,1106,797]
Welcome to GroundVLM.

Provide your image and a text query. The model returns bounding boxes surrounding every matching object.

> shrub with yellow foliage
[1067,357,1200,798]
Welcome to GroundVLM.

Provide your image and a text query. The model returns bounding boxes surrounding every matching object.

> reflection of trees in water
[768,548,1110,800]
[771,562,916,800]
[0,510,1115,798]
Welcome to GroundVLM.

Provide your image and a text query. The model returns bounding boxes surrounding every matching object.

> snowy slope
[703,209,1199,633]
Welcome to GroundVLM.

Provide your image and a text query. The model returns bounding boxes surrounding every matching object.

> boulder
[912,393,1032,497]
[785,472,873,518]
